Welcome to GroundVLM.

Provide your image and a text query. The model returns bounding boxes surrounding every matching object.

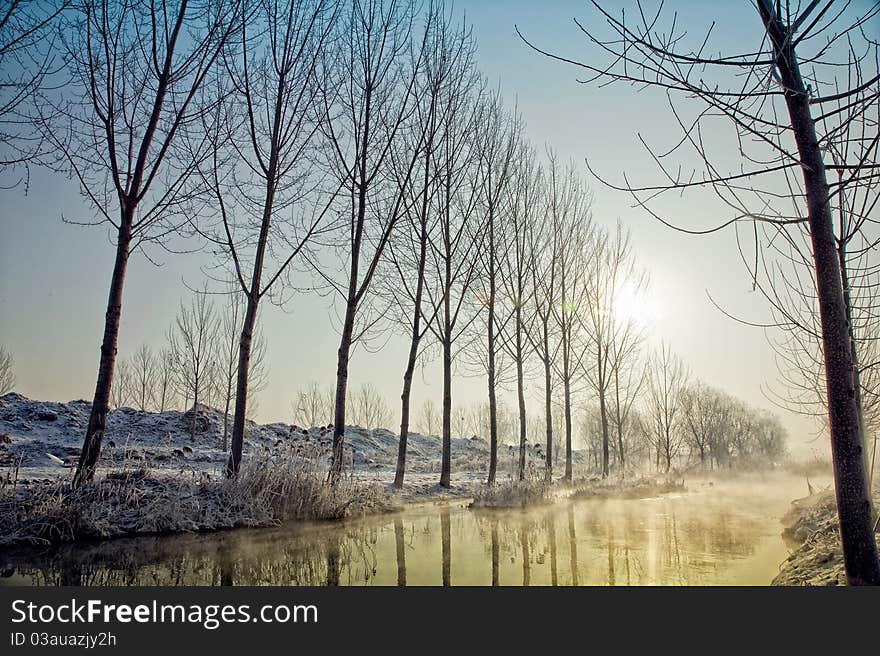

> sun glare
[615,282,658,329]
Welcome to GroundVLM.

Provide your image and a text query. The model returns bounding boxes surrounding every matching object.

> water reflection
[0,474,813,586]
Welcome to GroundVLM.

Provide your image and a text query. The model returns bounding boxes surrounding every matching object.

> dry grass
[469,472,552,509]
[0,443,392,547]
[569,476,686,500]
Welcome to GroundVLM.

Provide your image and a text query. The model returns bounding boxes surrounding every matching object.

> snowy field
[0,392,573,500]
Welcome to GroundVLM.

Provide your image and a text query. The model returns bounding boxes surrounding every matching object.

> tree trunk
[395,354,417,489]
[541,320,552,482]
[598,350,609,479]
[759,1,880,585]
[330,298,357,483]
[486,201,499,486]
[515,310,528,483]
[226,293,258,476]
[563,368,572,481]
[393,152,432,489]
[73,218,133,487]
[440,333,452,488]
[838,244,869,482]
[614,369,626,479]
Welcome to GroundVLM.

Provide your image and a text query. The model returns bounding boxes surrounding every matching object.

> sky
[2,0,868,458]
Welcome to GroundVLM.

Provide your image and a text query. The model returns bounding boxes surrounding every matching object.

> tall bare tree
[524,164,561,482]
[316,0,429,482]
[49,0,240,486]
[205,0,339,476]
[498,143,542,481]
[546,154,592,481]
[215,287,267,451]
[470,90,520,486]
[580,224,645,477]
[423,76,484,488]
[386,1,477,488]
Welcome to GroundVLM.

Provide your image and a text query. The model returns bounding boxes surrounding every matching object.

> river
[0,472,819,586]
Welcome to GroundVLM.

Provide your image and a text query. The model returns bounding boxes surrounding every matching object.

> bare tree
[645,344,688,473]
[348,383,391,430]
[386,1,477,488]
[316,0,429,482]
[292,381,334,428]
[130,344,157,412]
[169,289,218,441]
[0,345,15,394]
[156,347,177,412]
[580,224,645,478]
[498,142,542,481]
[423,73,485,488]
[49,0,240,486]
[546,154,592,481]
[524,160,562,482]
[418,398,439,436]
[109,357,132,411]
[204,0,339,476]
[470,89,520,486]
[521,0,880,584]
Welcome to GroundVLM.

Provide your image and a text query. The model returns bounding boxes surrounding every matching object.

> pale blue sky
[3,1,866,456]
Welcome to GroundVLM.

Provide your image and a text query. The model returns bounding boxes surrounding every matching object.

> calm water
[0,473,816,586]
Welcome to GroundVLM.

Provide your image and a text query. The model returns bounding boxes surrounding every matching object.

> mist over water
[1,473,822,586]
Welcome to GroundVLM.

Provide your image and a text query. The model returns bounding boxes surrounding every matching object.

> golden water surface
[1,472,817,586]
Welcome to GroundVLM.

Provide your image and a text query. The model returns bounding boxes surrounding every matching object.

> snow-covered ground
[0,393,574,497]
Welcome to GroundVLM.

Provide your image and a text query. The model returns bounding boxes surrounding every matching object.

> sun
[614,281,658,329]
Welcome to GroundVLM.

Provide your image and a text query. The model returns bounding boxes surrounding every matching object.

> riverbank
[1,450,395,547]
[772,489,880,585]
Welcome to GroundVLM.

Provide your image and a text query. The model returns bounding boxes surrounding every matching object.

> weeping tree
[520,0,880,583]
[46,0,241,486]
